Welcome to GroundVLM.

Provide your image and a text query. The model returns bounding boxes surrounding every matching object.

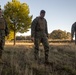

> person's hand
[31,37,34,42]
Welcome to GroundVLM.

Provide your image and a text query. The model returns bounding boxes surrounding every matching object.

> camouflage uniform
[0,16,9,58]
[31,17,49,62]
[71,22,76,44]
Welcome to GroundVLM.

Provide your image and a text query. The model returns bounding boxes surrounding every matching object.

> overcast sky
[1,0,76,36]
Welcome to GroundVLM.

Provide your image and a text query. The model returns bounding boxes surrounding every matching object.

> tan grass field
[0,43,76,75]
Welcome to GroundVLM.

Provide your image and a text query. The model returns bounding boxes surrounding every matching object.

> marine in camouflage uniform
[71,22,76,44]
[31,10,49,64]
[0,7,9,61]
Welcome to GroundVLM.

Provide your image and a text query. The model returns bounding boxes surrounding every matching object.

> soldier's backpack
[0,17,5,29]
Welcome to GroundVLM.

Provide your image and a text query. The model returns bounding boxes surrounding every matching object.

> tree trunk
[14,22,16,45]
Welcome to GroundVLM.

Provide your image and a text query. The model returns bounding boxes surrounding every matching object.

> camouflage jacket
[0,16,9,36]
[71,22,76,38]
[31,17,48,38]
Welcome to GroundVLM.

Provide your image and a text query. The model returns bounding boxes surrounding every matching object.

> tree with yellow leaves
[4,0,32,45]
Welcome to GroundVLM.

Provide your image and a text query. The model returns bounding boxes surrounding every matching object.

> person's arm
[31,18,37,38]
[45,19,48,37]
[5,19,9,36]
[71,23,75,40]
[2,15,9,36]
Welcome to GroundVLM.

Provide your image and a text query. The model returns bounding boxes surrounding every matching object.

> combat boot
[0,50,4,64]
[0,50,2,59]
[44,55,50,65]
[0,55,4,64]
[45,59,49,65]
[34,53,39,61]
[0,59,4,64]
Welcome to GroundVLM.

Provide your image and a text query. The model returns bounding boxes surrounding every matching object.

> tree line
[6,29,71,41]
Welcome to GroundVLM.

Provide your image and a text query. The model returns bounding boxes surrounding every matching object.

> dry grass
[0,43,76,75]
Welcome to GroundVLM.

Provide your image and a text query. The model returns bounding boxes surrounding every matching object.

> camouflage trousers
[0,36,5,58]
[34,36,49,62]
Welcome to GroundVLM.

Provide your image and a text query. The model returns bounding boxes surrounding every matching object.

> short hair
[40,10,46,14]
